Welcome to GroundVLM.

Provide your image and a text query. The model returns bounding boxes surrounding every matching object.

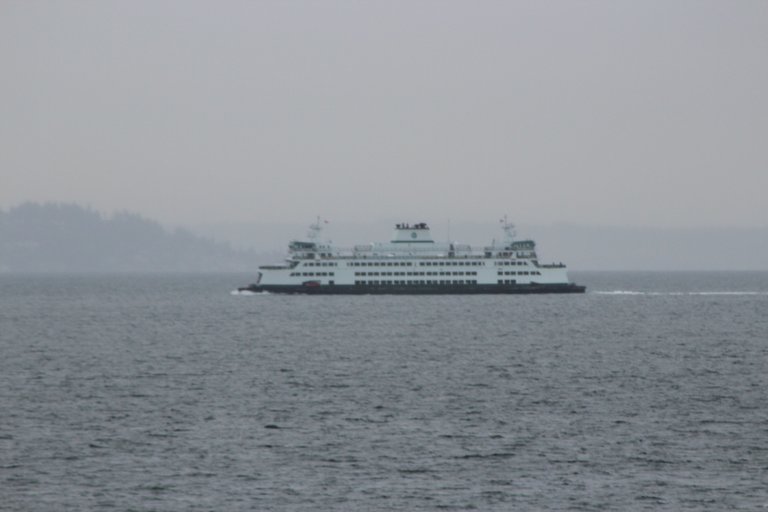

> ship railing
[326,253,490,260]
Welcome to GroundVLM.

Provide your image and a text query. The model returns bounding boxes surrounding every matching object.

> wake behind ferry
[239,218,585,294]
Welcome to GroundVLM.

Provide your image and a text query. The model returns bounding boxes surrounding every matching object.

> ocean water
[1,272,767,511]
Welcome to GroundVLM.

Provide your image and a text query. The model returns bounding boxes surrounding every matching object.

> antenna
[500,215,516,243]
[307,216,323,240]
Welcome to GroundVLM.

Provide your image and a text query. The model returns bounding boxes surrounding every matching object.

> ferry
[238,218,585,294]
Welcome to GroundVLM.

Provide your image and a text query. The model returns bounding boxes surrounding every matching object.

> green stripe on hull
[240,283,586,295]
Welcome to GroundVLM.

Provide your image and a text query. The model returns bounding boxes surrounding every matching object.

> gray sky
[2,1,767,228]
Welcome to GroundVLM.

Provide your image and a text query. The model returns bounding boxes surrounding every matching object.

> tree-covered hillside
[0,202,256,272]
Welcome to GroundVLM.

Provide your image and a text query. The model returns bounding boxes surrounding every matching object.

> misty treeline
[0,202,256,272]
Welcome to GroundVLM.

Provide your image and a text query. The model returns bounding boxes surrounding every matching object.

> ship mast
[307,216,323,240]
[500,215,516,244]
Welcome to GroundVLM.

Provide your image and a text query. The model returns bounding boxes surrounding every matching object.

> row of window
[290,272,335,277]
[419,261,483,267]
[498,271,540,276]
[354,271,478,277]
[299,259,533,268]
[346,260,486,267]
[355,280,479,286]
[348,261,413,267]
[498,279,518,284]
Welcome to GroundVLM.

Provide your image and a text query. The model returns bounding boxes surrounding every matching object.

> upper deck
[286,221,538,262]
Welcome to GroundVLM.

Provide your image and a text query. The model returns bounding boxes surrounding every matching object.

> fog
[2,1,767,231]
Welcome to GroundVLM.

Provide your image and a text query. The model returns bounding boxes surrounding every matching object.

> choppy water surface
[2,272,767,511]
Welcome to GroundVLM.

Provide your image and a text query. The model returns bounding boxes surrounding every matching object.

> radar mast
[307,216,324,240]
[500,215,516,244]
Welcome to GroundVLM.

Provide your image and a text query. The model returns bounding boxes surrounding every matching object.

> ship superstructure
[240,218,584,294]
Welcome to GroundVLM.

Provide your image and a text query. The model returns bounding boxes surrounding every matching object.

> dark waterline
[2,272,767,511]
